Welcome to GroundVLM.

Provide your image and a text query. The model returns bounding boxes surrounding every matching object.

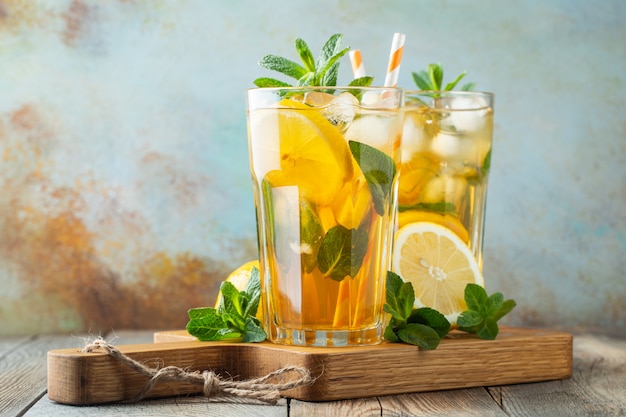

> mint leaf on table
[186,267,266,342]
[457,283,517,340]
[253,34,373,87]
[383,271,450,350]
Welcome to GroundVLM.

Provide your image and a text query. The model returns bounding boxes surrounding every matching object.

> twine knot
[82,337,314,405]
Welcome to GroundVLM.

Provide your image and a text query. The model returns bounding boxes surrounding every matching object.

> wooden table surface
[1,329,625,417]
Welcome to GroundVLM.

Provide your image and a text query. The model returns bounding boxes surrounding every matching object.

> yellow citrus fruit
[263,99,353,206]
[397,153,438,205]
[214,260,263,321]
[330,158,372,229]
[391,222,484,324]
[397,210,469,243]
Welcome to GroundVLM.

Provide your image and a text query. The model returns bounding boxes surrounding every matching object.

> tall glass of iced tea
[247,86,404,346]
[397,91,494,273]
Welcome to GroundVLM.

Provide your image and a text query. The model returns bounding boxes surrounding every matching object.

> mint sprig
[457,283,517,340]
[186,267,266,343]
[412,63,475,91]
[383,271,450,350]
[384,272,516,348]
[253,34,374,87]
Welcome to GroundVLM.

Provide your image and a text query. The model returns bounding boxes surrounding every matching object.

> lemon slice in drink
[397,210,469,243]
[214,260,263,322]
[264,99,353,206]
[391,222,484,324]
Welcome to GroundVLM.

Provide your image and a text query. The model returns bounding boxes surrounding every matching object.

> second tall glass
[398,91,494,271]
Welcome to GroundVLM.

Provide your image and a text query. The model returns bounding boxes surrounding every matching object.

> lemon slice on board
[391,222,484,324]
[214,260,263,321]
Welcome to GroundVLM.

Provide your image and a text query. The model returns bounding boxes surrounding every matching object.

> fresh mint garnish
[348,141,397,215]
[384,272,517,348]
[254,34,373,87]
[317,225,368,281]
[186,267,266,343]
[383,271,450,350]
[457,283,516,340]
[412,63,475,91]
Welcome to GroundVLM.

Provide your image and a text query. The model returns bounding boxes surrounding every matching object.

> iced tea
[247,87,403,346]
[399,91,494,270]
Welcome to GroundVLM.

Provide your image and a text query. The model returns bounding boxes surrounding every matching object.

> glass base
[268,324,384,347]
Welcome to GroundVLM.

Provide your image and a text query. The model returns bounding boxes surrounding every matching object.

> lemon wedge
[214,260,263,321]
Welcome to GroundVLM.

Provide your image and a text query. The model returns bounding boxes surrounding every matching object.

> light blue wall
[0,0,624,335]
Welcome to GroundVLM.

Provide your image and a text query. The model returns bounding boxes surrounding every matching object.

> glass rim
[404,90,494,98]
[247,85,404,93]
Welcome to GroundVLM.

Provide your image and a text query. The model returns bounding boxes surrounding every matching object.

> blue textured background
[0,0,624,336]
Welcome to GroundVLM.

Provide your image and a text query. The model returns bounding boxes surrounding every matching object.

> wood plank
[487,333,626,416]
[0,335,88,417]
[289,397,382,417]
[23,395,287,417]
[47,327,572,405]
[377,388,508,417]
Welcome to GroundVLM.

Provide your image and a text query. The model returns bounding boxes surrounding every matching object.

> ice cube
[438,96,490,133]
[401,112,430,163]
[320,92,358,127]
[431,128,492,166]
[344,115,393,149]
[361,90,400,109]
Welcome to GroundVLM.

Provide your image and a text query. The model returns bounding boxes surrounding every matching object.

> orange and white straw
[383,32,406,87]
[349,49,366,78]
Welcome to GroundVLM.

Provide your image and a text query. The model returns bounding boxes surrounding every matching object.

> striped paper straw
[349,49,366,78]
[383,32,406,87]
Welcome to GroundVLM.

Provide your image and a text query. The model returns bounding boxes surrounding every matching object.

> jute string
[82,337,315,405]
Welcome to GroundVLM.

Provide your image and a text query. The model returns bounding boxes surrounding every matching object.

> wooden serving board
[47,326,572,405]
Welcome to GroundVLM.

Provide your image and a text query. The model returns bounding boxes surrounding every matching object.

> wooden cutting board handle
[47,326,572,405]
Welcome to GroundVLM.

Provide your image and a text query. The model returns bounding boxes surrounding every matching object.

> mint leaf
[259,55,307,80]
[242,317,267,343]
[457,284,516,340]
[398,323,442,350]
[300,200,324,273]
[412,70,433,90]
[398,201,456,214]
[242,267,262,318]
[428,63,444,90]
[253,77,292,88]
[316,33,343,86]
[254,34,363,87]
[186,308,241,341]
[477,318,500,340]
[457,309,483,328]
[317,225,368,281]
[444,70,468,91]
[186,267,267,342]
[348,141,397,216]
[463,283,489,313]
[412,63,475,92]
[295,38,316,72]
[383,272,450,350]
[384,271,414,323]
[408,307,450,338]
[492,299,517,321]
[481,149,492,177]
[348,76,374,87]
